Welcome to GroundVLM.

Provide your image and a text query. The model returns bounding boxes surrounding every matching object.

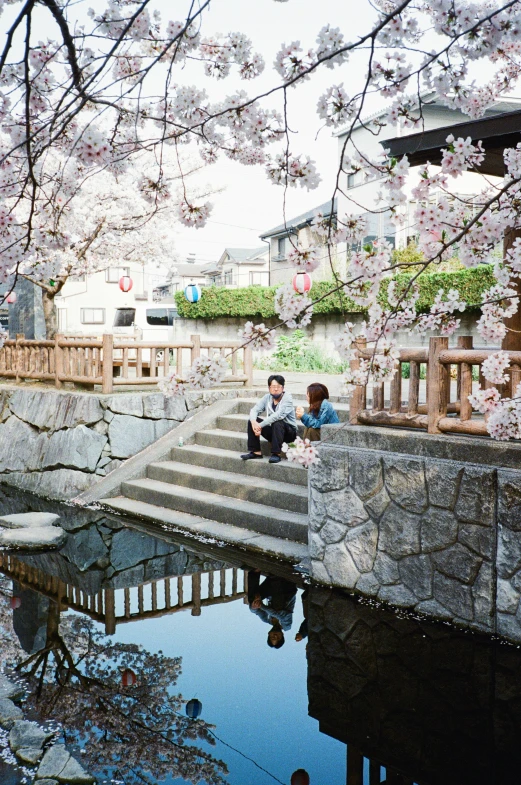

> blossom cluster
[282,437,320,468]
[239,322,276,351]
[274,283,313,329]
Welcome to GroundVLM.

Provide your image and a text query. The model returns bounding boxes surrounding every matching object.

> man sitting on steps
[241,374,297,464]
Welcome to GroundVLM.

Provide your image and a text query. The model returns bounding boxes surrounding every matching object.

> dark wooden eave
[380,109,521,176]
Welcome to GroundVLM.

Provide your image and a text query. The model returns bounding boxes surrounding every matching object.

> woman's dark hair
[307,383,329,415]
[268,374,285,387]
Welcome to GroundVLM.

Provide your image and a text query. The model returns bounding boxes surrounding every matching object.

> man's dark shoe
[241,452,263,460]
[268,454,281,464]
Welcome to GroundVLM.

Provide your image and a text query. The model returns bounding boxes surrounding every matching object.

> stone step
[99,496,309,563]
[195,428,273,454]
[217,413,307,435]
[169,444,308,487]
[147,460,308,514]
[120,478,308,543]
[236,398,351,422]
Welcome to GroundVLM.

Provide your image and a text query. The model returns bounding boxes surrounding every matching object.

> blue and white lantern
[184,284,201,303]
[185,698,202,719]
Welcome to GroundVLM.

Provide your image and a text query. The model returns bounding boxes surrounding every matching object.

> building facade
[202,247,269,288]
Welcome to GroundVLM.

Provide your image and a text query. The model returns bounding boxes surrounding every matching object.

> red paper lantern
[290,770,310,785]
[292,272,312,294]
[119,275,133,293]
[10,596,21,609]
[121,668,137,687]
[6,291,16,304]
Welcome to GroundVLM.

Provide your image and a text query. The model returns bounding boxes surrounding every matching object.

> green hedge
[175,265,495,319]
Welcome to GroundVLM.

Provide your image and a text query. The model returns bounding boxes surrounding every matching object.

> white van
[113,303,179,342]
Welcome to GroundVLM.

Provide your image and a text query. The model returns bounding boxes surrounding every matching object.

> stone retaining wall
[0,386,238,500]
[308,427,521,642]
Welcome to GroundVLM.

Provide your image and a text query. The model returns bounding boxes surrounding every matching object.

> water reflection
[2,485,521,784]
[247,569,297,649]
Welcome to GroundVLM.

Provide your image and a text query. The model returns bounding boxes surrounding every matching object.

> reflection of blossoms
[240,322,276,351]
[282,437,320,468]
[274,283,313,329]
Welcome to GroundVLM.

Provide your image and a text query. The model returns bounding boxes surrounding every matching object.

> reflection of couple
[247,570,308,648]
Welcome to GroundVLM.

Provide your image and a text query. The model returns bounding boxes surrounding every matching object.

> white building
[335,94,521,250]
[202,247,269,288]
[55,260,175,336]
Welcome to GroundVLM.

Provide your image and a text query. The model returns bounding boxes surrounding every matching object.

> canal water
[0,484,521,785]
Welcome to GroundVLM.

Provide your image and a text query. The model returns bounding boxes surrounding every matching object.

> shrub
[254,330,346,373]
[175,266,495,320]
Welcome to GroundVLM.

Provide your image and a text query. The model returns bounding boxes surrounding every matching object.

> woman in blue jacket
[295,383,339,441]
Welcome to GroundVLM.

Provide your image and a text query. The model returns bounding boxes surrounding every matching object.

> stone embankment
[0,386,239,499]
[0,673,94,784]
[309,425,521,642]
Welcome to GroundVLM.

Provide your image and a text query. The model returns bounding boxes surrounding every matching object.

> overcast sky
[170,0,376,265]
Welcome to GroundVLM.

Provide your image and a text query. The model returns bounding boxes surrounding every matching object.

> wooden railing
[0,333,254,392]
[0,553,248,634]
[350,335,512,437]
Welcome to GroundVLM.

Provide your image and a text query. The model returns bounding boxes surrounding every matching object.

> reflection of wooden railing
[0,553,248,634]
[0,333,254,392]
[350,335,510,437]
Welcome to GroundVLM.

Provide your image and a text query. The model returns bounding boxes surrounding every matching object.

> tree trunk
[42,289,58,339]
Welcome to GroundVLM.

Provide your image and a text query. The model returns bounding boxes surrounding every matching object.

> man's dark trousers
[247,417,297,454]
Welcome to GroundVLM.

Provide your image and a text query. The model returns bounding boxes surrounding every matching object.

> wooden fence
[350,335,513,437]
[0,333,254,392]
[0,552,248,634]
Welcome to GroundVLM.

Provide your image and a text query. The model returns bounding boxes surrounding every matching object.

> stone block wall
[309,441,521,641]
[0,386,238,499]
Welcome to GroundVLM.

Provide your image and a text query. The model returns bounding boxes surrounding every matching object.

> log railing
[0,333,254,392]
[0,553,248,635]
[350,335,509,437]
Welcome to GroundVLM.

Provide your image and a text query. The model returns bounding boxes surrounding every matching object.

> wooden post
[427,336,449,433]
[104,588,116,635]
[407,361,420,415]
[457,336,473,421]
[373,382,384,412]
[243,344,254,387]
[502,228,521,396]
[346,746,364,785]
[191,572,202,616]
[190,334,201,365]
[54,333,64,389]
[102,333,114,394]
[349,338,367,424]
[15,333,23,383]
[389,362,402,414]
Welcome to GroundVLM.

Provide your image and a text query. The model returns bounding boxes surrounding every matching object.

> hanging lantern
[6,291,16,304]
[184,284,201,303]
[121,668,137,687]
[119,275,133,293]
[292,272,312,294]
[10,596,21,610]
[290,770,310,785]
[185,698,202,719]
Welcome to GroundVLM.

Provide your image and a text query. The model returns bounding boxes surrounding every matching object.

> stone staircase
[100,396,350,561]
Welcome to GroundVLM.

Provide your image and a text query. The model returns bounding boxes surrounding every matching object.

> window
[250,271,269,286]
[0,310,7,331]
[106,267,130,283]
[113,308,135,327]
[81,308,105,324]
[223,270,234,285]
[57,309,67,331]
[277,237,287,258]
[146,308,168,326]
[347,173,356,189]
